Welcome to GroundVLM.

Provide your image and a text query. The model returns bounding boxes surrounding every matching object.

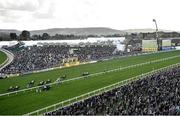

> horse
[60,75,67,80]
[38,81,45,86]
[27,80,35,88]
[45,79,51,84]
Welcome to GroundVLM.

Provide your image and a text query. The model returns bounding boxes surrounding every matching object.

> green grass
[0,51,7,65]
[0,50,180,114]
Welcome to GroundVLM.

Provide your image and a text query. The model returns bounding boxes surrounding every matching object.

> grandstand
[142,40,158,52]
[0,47,180,115]
[0,44,118,75]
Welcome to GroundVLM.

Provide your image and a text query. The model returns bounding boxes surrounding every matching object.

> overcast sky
[0,0,180,31]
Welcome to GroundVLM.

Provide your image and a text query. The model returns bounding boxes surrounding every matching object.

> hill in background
[0,27,125,36]
[124,28,175,34]
[30,27,125,36]
[0,27,179,41]
[0,27,178,36]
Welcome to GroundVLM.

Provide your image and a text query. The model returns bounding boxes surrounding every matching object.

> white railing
[25,62,180,115]
[1,54,180,97]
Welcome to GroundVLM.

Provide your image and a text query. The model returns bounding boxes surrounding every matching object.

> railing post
[54,105,56,111]
[76,97,77,101]
[62,102,64,107]
[69,99,71,104]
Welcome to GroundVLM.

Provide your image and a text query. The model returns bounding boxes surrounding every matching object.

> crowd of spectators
[73,45,117,61]
[0,44,130,75]
[46,66,180,115]
[0,45,69,75]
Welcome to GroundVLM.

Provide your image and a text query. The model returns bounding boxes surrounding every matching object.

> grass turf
[0,50,180,114]
[0,50,7,66]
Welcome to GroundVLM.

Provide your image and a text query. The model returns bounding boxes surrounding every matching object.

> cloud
[0,0,40,11]
[32,1,54,19]
[0,0,41,23]
[0,0,54,24]
[0,10,21,23]
[0,0,180,31]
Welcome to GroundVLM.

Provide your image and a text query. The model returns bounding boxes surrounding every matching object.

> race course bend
[0,49,14,71]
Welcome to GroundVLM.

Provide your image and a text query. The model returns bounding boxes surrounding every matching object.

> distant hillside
[0,27,178,37]
[0,27,125,36]
[124,28,175,34]
[30,27,125,36]
[0,29,21,35]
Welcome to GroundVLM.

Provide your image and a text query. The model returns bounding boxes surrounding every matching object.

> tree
[0,33,11,41]
[32,34,40,40]
[19,30,30,40]
[10,33,17,40]
[42,33,50,40]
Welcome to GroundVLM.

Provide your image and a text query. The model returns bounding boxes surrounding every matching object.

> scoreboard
[162,40,171,47]
[142,40,158,52]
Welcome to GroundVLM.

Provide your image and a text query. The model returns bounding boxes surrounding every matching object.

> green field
[0,50,180,114]
[0,50,7,65]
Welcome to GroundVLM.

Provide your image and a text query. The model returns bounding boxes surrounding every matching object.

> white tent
[0,37,126,51]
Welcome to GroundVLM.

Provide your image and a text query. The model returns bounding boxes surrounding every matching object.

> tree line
[0,30,124,41]
[126,31,180,40]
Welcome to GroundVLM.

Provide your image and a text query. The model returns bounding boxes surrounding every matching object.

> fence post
[76,97,78,101]
[69,99,71,104]
[62,102,64,107]
[54,105,56,111]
